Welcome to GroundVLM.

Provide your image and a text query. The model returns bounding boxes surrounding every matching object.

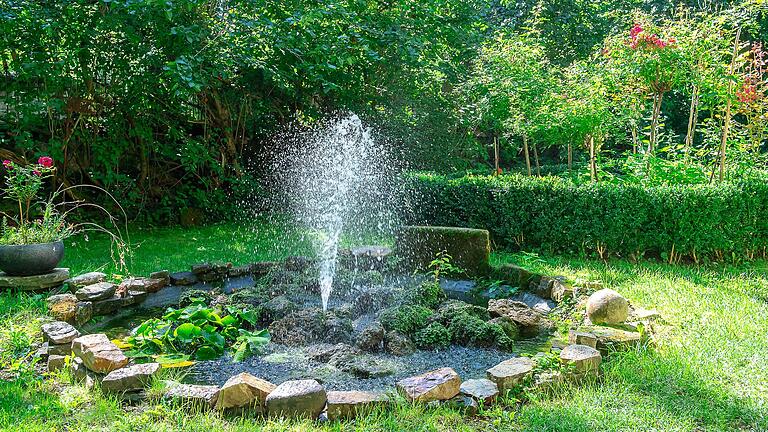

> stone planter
[0,240,65,276]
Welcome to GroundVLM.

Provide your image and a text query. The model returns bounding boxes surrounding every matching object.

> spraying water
[276,114,396,310]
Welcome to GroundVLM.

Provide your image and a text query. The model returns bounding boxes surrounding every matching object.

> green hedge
[404,172,768,261]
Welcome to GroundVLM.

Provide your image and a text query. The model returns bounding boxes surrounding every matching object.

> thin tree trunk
[684,85,699,164]
[587,135,597,182]
[719,27,742,182]
[523,134,531,176]
[532,142,541,176]
[631,124,638,154]
[649,92,663,154]
[567,142,572,170]
[494,136,500,174]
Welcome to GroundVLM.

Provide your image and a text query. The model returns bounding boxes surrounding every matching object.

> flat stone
[459,378,499,404]
[71,333,128,373]
[0,268,69,291]
[583,325,643,353]
[75,301,93,326]
[47,293,78,322]
[509,292,556,314]
[41,321,80,345]
[487,299,542,327]
[47,355,66,373]
[568,330,597,348]
[396,367,461,402]
[170,271,197,285]
[70,357,97,389]
[46,342,72,356]
[75,282,116,301]
[227,265,252,278]
[66,272,106,288]
[486,357,534,391]
[326,390,388,420]
[119,277,165,293]
[560,344,602,374]
[586,289,629,325]
[149,270,170,282]
[630,307,661,322]
[164,383,219,408]
[102,363,160,393]
[215,372,276,411]
[265,379,327,419]
[251,261,280,276]
[445,395,479,415]
[92,295,125,315]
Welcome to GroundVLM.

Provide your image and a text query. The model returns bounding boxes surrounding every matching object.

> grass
[1,223,767,431]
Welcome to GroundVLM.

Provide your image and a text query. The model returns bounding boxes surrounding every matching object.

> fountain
[276,114,396,310]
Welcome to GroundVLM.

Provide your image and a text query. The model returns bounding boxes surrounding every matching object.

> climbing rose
[2,160,11,169]
[38,156,53,167]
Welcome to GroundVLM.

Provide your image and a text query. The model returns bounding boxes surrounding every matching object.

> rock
[396,367,461,402]
[47,294,78,322]
[488,316,520,340]
[492,263,533,290]
[283,256,313,272]
[326,390,387,420]
[215,372,276,411]
[119,277,166,294]
[531,276,555,299]
[568,330,597,348]
[583,325,642,353]
[486,357,534,391]
[586,289,629,325]
[533,370,564,391]
[70,356,97,389]
[46,342,72,356]
[551,279,576,303]
[75,301,93,326]
[265,379,327,419]
[260,296,298,324]
[149,270,171,285]
[395,226,491,277]
[127,290,149,304]
[170,271,197,285]
[227,265,252,278]
[92,295,125,315]
[164,383,219,408]
[269,309,352,346]
[47,355,66,373]
[487,299,542,328]
[350,286,397,315]
[346,246,392,271]
[0,268,70,291]
[102,363,160,393]
[330,352,394,378]
[630,307,661,322]
[75,282,117,301]
[445,395,479,415]
[356,322,385,352]
[509,292,556,314]
[459,378,499,404]
[306,343,359,363]
[41,321,80,345]
[252,261,280,276]
[71,333,128,373]
[384,331,415,356]
[439,279,485,305]
[66,272,107,288]
[560,344,602,374]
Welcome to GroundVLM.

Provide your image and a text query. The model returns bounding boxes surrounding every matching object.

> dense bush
[405,172,768,261]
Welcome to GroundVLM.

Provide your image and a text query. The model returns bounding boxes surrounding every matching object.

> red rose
[2,160,11,169]
[38,156,54,167]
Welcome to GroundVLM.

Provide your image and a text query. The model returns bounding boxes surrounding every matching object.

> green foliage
[379,304,433,336]
[404,280,447,310]
[414,322,452,349]
[406,171,768,261]
[122,300,269,363]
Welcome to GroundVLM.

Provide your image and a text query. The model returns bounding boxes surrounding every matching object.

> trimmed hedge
[404,172,768,261]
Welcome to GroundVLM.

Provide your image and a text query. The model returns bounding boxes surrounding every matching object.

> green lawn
[1,224,766,431]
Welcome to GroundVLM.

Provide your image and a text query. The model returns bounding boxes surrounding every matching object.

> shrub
[379,305,433,336]
[403,281,447,310]
[404,172,768,261]
[414,322,452,349]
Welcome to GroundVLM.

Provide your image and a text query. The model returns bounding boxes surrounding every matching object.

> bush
[404,172,768,261]
[403,281,447,310]
[414,322,452,349]
[379,305,433,336]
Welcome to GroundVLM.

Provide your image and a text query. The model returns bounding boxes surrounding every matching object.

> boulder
[586,289,629,325]
[66,272,107,288]
[251,261,280,276]
[486,357,534,391]
[47,294,78,322]
[260,296,298,324]
[47,355,66,373]
[215,372,276,411]
[509,292,556,315]
[306,343,359,363]
[70,356,97,389]
[492,263,533,290]
[265,379,327,419]
[568,330,597,349]
[629,307,661,322]
[102,363,160,393]
[269,309,352,346]
[394,226,491,277]
[41,321,80,345]
[75,282,116,301]
[283,256,312,272]
[396,367,461,402]
[356,322,385,352]
[71,333,128,373]
[560,344,602,374]
[75,301,93,326]
[487,299,542,328]
[326,390,387,420]
[459,378,499,404]
[330,352,394,378]
[164,383,219,409]
[384,331,415,356]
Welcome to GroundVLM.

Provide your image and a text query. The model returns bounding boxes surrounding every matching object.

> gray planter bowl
[0,241,65,276]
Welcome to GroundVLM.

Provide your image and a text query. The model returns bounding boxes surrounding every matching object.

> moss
[414,322,451,349]
[379,304,432,336]
[404,280,446,309]
[229,287,271,307]
[435,299,490,323]
[446,313,517,350]
[394,225,491,277]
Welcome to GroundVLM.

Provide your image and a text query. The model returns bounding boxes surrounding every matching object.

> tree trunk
[648,92,663,154]
[523,134,531,176]
[532,141,541,176]
[719,27,742,182]
[684,85,699,164]
[493,136,500,174]
[588,135,597,182]
[567,142,573,170]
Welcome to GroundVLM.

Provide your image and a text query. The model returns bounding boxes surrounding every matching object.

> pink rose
[38,156,54,167]
[2,160,11,169]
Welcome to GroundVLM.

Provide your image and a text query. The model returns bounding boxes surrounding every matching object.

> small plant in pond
[121,300,270,364]
[428,250,460,283]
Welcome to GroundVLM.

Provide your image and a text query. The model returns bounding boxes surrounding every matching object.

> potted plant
[0,157,73,276]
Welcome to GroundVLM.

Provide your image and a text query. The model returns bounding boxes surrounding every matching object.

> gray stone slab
[0,268,69,291]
